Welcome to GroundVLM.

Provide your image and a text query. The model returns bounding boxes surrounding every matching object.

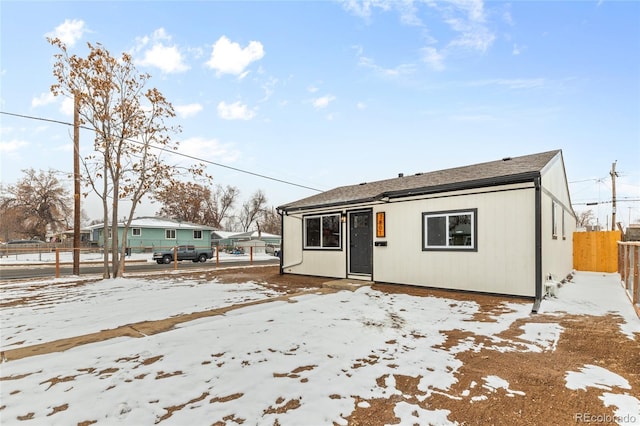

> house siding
[282,211,346,278]
[280,150,575,299]
[540,155,576,283]
[92,218,213,253]
[372,183,537,297]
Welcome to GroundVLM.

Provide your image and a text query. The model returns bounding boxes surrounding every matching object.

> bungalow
[277,150,576,310]
[88,217,214,253]
[211,230,281,255]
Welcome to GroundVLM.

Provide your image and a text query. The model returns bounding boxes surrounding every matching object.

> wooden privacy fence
[618,242,640,313]
[573,230,621,273]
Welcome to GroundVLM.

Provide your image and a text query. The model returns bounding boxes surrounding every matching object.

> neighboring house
[278,150,576,311]
[88,217,214,253]
[626,224,640,242]
[212,230,281,254]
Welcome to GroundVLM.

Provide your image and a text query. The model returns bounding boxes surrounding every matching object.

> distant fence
[618,242,640,313]
[573,230,621,272]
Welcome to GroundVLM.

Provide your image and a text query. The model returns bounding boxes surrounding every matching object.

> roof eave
[281,172,541,213]
[381,171,541,200]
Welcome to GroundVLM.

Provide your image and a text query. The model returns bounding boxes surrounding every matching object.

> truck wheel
[198,254,208,263]
[156,260,163,264]
[162,255,172,264]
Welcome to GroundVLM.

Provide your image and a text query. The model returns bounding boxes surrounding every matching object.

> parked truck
[152,245,213,264]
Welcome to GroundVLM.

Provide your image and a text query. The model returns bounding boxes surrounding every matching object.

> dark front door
[349,210,372,275]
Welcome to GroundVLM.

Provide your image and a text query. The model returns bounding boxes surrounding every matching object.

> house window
[193,230,202,239]
[552,201,558,239]
[422,209,477,251]
[132,228,141,237]
[304,213,341,249]
[561,209,566,240]
[165,229,176,239]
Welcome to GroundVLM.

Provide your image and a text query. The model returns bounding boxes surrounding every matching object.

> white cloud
[512,44,521,55]
[312,95,336,109]
[217,101,256,120]
[31,92,57,108]
[357,102,367,110]
[355,46,416,77]
[345,0,497,71]
[467,78,546,90]
[421,47,445,71]
[178,137,241,163]
[206,36,264,77]
[134,28,189,73]
[307,85,320,93]
[0,139,29,154]
[46,19,87,47]
[175,103,203,118]
[60,97,75,116]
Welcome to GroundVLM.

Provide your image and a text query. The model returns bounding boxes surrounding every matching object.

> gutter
[277,209,284,275]
[280,172,540,214]
[532,175,543,313]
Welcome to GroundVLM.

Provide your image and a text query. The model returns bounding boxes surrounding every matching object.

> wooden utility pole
[73,94,81,274]
[610,160,617,231]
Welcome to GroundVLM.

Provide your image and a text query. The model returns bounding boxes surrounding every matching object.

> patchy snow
[539,271,639,340]
[0,271,638,425]
[566,365,639,426]
[0,251,279,265]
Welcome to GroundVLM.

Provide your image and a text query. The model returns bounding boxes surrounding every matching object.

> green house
[88,217,214,253]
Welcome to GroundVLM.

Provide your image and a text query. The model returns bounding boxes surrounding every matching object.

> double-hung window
[423,209,477,251]
[304,213,341,249]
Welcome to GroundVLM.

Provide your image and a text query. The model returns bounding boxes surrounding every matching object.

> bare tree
[1,169,72,240]
[238,190,268,232]
[50,38,208,277]
[576,210,595,228]
[261,207,281,235]
[154,183,239,229]
[212,185,239,229]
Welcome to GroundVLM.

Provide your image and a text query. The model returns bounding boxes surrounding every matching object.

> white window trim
[132,228,141,237]
[422,209,477,251]
[193,230,203,240]
[165,229,177,240]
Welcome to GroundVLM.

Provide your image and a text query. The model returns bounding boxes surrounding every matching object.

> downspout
[277,209,284,275]
[532,175,543,313]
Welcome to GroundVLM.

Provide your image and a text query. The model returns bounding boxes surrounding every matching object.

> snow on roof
[86,217,215,230]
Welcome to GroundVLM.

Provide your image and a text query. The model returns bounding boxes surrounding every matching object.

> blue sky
[1,0,639,227]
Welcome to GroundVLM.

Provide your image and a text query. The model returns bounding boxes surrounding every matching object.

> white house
[277,150,576,311]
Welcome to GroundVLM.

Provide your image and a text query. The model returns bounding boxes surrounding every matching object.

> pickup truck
[152,245,214,264]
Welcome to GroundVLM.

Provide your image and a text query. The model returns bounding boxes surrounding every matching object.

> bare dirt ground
[4,265,640,425]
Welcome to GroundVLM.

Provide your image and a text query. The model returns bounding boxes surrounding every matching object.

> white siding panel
[541,156,575,282]
[281,213,346,278]
[373,186,537,297]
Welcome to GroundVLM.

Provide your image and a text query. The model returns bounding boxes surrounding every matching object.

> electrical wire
[0,111,324,193]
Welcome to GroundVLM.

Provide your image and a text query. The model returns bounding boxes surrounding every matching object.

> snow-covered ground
[0,271,638,425]
[0,250,278,265]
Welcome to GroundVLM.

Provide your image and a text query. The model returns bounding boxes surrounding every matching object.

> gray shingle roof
[279,150,561,212]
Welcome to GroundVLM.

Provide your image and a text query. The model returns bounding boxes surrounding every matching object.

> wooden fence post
[55,248,60,279]
[634,245,639,306]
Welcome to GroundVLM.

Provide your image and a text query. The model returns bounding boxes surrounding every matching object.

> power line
[0,110,324,193]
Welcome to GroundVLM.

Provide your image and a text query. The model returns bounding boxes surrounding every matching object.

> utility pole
[610,160,617,231]
[73,93,81,275]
